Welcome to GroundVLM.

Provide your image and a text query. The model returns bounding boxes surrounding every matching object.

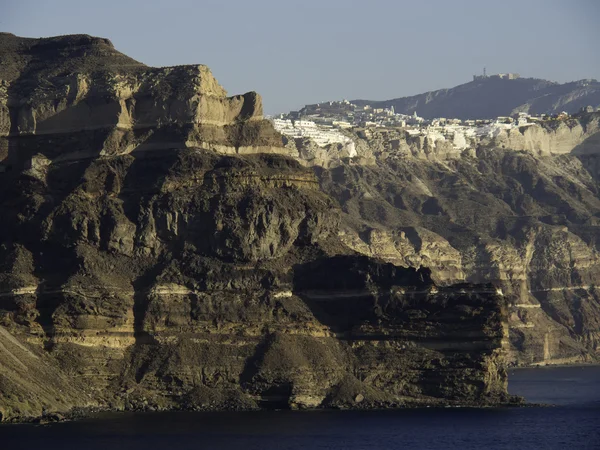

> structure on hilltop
[473,68,520,81]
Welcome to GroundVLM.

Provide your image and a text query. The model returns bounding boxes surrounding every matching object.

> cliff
[0,34,513,422]
[352,77,600,119]
[315,131,600,365]
[0,33,287,170]
[342,113,600,161]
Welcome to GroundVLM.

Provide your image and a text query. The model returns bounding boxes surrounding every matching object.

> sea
[0,365,598,450]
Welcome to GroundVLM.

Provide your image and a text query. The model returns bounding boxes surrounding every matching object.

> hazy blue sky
[3,0,599,114]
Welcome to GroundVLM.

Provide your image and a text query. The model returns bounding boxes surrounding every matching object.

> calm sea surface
[1,365,599,450]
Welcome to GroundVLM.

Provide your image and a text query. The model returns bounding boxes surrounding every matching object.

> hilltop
[351,75,600,119]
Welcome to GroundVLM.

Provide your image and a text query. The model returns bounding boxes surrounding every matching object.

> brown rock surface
[0,34,514,422]
[316,140,600,365]
[0,33,288,172]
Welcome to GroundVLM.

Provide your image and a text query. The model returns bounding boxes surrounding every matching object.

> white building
[271,119,357,156]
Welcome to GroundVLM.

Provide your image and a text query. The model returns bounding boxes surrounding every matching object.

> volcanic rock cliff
[0,34,513,422]
[346,114,600,160]
[313,114,600,366]
[0,33,286,169]
[278,114,600,365]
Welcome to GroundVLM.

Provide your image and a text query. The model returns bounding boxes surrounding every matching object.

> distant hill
[351,76,600,120]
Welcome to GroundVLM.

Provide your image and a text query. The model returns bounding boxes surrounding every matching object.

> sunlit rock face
[485,116,600,156]
[336,114,600,165]
[0,33,288,171]
[0,34,513,422]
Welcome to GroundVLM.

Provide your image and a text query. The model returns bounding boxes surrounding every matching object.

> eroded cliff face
[0,33,287,171]
[0,34,512,422]
[316,148,600,366]
[486,116,600,156]
[0,149,511,421]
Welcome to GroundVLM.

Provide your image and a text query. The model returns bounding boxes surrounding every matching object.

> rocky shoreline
[3,395,529,425]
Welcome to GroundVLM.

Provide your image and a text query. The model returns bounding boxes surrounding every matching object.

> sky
[2,0,600,114]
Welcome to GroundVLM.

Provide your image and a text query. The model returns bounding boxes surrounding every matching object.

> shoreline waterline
[1,366,598,450]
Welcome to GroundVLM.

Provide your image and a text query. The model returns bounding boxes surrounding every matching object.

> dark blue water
[1,365,599,450]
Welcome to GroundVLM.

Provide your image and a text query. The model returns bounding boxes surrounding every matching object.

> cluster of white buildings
[407,113,541,150]
[271,118,354,148]
[272,109,560,155]
[473,72,520,81]
[273,87,586,155]
[290,100,411,128]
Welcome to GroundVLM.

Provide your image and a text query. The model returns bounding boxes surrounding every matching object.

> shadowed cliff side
[0,33,515,422]
[314,140,600,365]
[0,147,514,421]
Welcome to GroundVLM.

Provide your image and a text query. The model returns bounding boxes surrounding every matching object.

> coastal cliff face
[291,105,600,368]
[486,115,600,156]
[316,140,600,366]
[0,34,512,422]
[0,33,287,170]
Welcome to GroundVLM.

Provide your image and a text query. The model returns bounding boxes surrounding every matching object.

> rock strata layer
[317,128,600,366]
[0,33,288,170]
[0,34,513,422]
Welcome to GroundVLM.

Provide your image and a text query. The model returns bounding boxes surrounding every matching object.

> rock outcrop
[0,34,514,422]
[0,33,288,172]
[342,113,600,164]
[316,143,600,365]
[485,114,600,156]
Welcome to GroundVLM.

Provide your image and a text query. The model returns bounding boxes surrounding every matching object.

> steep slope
[0,32,286,168]
[352,77,600,119]
[314,127,600,365]
[0,34,513,422]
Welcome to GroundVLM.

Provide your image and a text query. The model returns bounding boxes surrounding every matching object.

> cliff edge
[0,33,287,171]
